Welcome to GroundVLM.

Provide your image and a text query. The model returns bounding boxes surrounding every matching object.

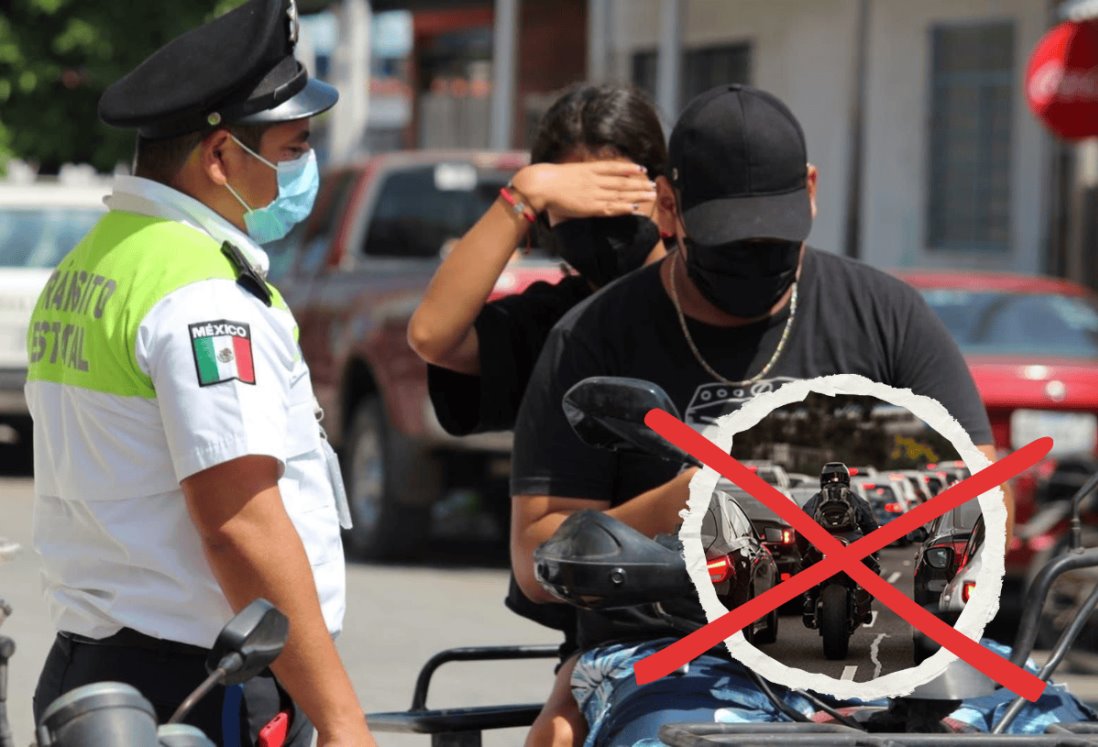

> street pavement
[764,546,916,682]
[2,470,1097,746]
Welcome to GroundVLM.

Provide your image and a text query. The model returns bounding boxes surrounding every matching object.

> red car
[270,151,565,559]
[895,271,1098,616]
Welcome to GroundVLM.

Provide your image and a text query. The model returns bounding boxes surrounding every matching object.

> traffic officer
[26,1,376,745]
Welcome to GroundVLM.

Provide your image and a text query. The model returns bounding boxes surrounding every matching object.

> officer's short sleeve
[136,279,296,482]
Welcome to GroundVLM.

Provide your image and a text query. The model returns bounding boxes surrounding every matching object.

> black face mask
[682,237,801,318]
[550,215,660,288]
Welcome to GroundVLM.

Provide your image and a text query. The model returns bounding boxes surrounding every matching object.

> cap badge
[287,0,300,45]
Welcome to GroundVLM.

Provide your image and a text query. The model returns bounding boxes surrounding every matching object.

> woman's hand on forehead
[512,160,657,224]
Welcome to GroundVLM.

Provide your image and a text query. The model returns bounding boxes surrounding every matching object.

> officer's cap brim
[231,77,339,126]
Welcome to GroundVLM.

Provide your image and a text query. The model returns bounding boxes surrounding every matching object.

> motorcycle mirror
[562,377,698,466]
[167,600,289,727]
[533,511,692,610]
[206,598,289,686]
[762,527,785,544]
[924,547,953,570]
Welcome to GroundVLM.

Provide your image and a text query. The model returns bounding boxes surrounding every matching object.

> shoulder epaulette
[220,240,272,307]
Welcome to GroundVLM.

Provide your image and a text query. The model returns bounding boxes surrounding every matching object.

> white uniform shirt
[26,176,346,647]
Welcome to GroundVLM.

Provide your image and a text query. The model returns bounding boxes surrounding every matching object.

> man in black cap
[26,2,376,744]
[506,84,1009,742]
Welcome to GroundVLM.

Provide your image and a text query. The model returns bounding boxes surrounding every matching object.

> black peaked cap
[98,0,338,140]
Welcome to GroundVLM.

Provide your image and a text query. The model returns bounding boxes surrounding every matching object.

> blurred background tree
[0,0,246,174]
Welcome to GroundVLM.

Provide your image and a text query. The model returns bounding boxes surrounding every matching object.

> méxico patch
[189,320,256,387]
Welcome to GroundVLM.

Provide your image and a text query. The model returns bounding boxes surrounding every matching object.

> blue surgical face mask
[225,134,319,244]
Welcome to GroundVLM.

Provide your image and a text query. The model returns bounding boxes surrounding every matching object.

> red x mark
[632,409,1051,703]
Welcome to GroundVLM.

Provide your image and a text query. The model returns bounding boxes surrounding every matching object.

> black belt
[60,627,210,658]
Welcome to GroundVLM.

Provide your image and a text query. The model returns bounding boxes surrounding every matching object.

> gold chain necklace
[667,252,798,387]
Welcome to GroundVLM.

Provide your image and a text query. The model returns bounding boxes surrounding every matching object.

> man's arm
[511,467,699,604]
[182,456,375,747]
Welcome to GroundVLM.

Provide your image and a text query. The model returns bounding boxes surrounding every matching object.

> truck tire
[820,584,851,660]
[341,395,438,561]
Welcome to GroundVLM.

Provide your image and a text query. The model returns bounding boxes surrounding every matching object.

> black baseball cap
[669,84,811,245]
[99,0,338,140]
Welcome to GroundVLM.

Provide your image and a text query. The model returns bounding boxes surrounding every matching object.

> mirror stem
[1070,471,1098,552]
[167,653,241,725]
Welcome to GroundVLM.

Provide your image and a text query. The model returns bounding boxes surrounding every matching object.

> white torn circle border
[677,373,1007,700]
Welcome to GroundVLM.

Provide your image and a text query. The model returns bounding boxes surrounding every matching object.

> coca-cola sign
[1026,20,1098,139]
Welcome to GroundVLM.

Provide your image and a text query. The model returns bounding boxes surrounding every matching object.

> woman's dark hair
[530,83,668,177]
[529,84,668,255]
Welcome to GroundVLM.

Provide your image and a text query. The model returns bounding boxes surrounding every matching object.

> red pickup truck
[269,151,564,560]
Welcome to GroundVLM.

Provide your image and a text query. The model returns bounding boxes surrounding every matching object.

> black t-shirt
[511,247,993,651]
[425,272,592,647]
[427,273,592,436]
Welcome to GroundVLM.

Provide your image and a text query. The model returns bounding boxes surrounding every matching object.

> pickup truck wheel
[342,396,436,561]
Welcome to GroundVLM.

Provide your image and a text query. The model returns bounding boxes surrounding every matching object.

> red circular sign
[1026,20,1098,140]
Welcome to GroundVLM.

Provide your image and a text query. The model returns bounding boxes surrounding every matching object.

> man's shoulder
[806,247,923,308]
[808,247,914,291]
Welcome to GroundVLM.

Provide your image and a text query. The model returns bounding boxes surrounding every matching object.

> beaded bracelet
[499,185,536,223]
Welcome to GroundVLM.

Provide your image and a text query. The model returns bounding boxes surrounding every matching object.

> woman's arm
[407,161,655,375]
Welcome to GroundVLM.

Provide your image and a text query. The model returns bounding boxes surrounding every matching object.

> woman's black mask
[683,237,801,318]
[550,215,660,288]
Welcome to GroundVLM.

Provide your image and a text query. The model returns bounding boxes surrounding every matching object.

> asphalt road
[763,547,916,683]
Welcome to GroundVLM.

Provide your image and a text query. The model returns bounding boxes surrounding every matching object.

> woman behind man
[408,83,675,746]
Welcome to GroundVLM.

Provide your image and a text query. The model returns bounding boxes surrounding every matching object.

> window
[361,163,513,258]
[632,43,751,112]
[926,22,1015,252]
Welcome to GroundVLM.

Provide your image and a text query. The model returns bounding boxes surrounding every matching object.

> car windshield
[920,288,1098,358]
[0,207,102,268]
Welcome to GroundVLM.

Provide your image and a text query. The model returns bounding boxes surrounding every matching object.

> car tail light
[927,463,938,470]
[1029,534,1056,552]
[863,482,877,489]
[781,572,791,581]
[849,468,859,476]
[962,581,975,603]
[708,556,732,584]
[884,502,903,513]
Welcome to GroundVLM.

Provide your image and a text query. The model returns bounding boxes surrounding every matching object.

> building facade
[605,0,1055,275]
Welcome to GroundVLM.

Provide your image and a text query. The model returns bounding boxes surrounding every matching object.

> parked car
[895,270,1098,526]
[0,178,109,443]
[851,477,909,544]
[912,500,982,608]
[271,151,565,559]
[714,481,801,583]
[786,472,814,488]
[938,513,985,614]
[915,512,986,663]
[897,469,934,504]
[703,491,781,642]
[741,460,791,489]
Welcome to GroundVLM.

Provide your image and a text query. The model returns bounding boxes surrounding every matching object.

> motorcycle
[801,534,873,661]
[365,376,1098,745]
[32,598,291,747]
[799,497,874,660]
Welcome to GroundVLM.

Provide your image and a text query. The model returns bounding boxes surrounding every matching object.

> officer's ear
[199,129,235,187]
[807,164,819,219]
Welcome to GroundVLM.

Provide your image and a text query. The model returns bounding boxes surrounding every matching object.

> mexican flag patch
[189,320,256,387]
